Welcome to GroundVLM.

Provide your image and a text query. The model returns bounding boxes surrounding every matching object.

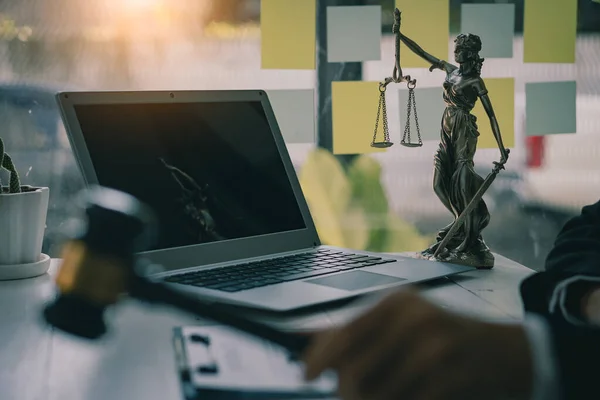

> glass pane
[1,0,598,272]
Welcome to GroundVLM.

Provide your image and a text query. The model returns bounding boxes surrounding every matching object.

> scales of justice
[371,8,510,269]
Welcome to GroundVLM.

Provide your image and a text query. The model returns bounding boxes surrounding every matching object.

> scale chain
[412,88,422,145]
[403,89,412,145]
[372,88,391,145]
[401,87,423,146]
[372,91,382,144]
[382,90,390,143]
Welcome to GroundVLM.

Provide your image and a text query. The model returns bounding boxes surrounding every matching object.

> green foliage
[346,155,389,251]
[0,137,22,194]
[299,148,369,250]
[299,148,430,253]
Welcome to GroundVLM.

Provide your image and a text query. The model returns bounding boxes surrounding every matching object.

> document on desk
[173,326,338,399]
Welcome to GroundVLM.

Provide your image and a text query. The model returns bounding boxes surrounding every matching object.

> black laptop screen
[73,101,307,251]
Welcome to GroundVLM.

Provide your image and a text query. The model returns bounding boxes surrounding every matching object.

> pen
[132,277,313,356]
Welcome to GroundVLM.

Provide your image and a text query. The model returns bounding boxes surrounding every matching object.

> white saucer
[0,253,51,281]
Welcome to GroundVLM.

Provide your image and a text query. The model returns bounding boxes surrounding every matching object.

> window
[1,0,598,271]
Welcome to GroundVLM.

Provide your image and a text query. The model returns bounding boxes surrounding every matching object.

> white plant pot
[0,186,50,280]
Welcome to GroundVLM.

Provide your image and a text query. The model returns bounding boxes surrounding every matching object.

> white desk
[0,254,534,400]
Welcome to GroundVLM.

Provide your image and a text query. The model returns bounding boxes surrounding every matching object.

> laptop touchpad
[305,271,406,291]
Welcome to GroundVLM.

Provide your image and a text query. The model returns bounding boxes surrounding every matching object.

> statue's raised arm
[395,8,457,74]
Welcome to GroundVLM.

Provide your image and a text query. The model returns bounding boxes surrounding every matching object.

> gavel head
[43,186,156,339]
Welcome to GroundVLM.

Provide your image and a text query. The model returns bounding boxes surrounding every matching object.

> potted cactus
[0,137,50,280]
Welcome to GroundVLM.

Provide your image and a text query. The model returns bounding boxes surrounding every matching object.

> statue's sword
[433,150,510,259]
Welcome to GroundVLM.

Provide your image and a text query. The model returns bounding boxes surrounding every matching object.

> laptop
[56,90,470,312]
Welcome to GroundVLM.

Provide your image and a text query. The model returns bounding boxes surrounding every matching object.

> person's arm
[472,78,509,163]
[398,32,456,73]
[548,200,600,323]
[522,200,600,322]
[546,200,600,276]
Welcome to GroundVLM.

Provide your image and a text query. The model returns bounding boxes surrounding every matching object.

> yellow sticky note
[523,0,577,63]
[395,0,450,69]
[261,0,316,69]
[332,81,387,155]
[472,78,515,150]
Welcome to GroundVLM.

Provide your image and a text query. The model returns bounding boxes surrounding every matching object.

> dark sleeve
[547,321,600,399]
[521,200,600,315]
[545,199,600,276]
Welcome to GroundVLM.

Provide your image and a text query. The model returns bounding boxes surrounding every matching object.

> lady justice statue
[372,9,510,269]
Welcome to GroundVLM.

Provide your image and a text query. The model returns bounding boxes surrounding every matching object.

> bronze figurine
[375,9,510,269]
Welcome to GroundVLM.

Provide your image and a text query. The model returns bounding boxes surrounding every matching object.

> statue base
[418,243,495,269]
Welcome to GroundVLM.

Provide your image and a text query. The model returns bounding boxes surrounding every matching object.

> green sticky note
[332,81,387,155]
[327,6,382,63]
[266,90,316,144]
[523,0,577,63]
[398,87,445,142]
[461,4,515,58]
[472,78,515,149]
[526,81,577,135]
[396,0,450,69]
[261,0,316,69]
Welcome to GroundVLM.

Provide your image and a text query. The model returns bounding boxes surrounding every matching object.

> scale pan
[400,142,422,148]
[371,142,394,148]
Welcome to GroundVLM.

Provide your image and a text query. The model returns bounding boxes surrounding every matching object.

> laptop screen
[72,100,307,251]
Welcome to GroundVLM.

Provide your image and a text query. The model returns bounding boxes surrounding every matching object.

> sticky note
[472,78,515,149]
[327,6,382,63]
[266,89,315,144]
[460,4,515,58]
[261,0,316,69]
[332,81,388,155]
[395,0,450,69]
[526,81,577,136]
[523,0,577,63]
[398,87,445,142]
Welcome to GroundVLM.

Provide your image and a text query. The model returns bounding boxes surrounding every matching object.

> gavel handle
[128,274,311,356]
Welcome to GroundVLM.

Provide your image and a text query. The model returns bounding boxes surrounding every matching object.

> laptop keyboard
[163,249,396,293]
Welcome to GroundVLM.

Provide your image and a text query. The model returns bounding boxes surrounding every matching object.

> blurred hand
[302,289,533,400]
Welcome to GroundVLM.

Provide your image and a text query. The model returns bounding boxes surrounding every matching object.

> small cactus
[0,137,21,194]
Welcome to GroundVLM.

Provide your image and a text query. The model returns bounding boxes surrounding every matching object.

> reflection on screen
[74,101,306,251]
